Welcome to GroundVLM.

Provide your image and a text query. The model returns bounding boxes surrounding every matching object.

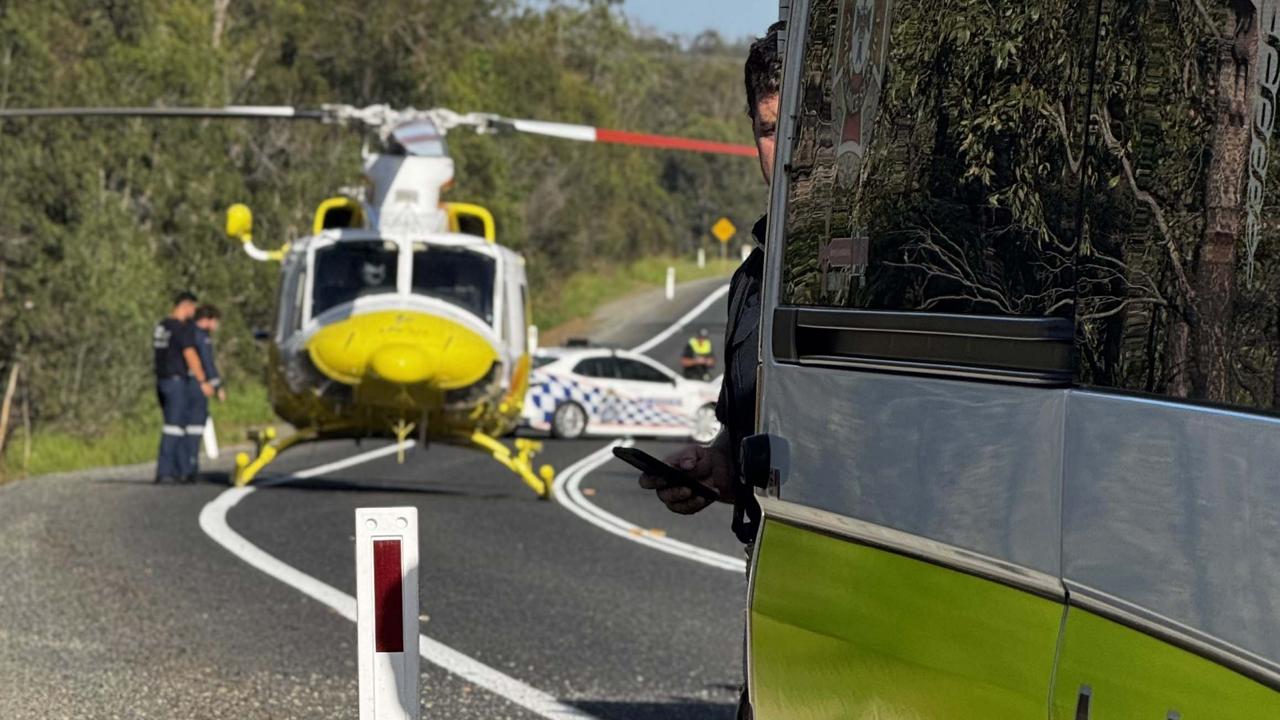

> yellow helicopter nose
[370,344,433,384]
[306,310,498,389]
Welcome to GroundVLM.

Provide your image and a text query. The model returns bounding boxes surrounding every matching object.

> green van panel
[750,520,1063,719]
[1051,609,1280,719]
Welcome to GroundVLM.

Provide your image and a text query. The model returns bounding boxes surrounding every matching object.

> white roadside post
[356,507,420,720]
[696,247,706,269]
[665,266,676,300]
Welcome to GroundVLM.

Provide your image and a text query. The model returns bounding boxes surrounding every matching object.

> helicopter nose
[370,344,433,384]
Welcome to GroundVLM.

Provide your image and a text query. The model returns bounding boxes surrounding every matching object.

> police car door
[611,356,685,433]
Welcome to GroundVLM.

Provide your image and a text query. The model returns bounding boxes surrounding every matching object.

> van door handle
[1074,685,1092,720]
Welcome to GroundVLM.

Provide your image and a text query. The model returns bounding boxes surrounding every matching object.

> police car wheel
[691,403,720,444]
[551,402,587,439]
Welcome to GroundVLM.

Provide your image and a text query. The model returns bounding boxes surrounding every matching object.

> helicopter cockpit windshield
[412,244,495,325]
[312,240,399,317]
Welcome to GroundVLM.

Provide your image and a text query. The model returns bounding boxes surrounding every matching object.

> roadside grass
[2,253,734,482]
[1,382,276,481]
[533,253,737,331]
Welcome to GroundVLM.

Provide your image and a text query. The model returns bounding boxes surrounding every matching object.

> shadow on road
[93,472,516,499]
[570,699,735,720]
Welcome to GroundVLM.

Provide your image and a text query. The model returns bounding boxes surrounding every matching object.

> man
[638,20,780,532]
[153,291,213,483]
[186,304,226,478]
[680,328,717,380]
[637,20,782,720]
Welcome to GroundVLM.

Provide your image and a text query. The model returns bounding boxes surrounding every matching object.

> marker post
[356,507,420,720]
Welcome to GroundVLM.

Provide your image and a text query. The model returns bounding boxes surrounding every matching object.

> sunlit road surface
[0,278,743,719]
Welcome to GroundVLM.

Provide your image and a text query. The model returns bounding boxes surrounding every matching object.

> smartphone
[612,446,719,502]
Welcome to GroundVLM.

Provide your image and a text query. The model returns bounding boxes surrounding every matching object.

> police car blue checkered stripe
[527,373,688,428]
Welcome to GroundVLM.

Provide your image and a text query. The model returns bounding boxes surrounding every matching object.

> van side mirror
[226,203,254,240]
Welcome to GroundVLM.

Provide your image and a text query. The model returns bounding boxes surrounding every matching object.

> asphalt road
[0,278,741,719]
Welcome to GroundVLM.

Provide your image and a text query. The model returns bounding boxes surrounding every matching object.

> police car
[522,346,721,442]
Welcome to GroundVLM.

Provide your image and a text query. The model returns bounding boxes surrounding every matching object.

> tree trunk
[0,363,19,459]
[212,0,231,50]
[1191,9,1259,403]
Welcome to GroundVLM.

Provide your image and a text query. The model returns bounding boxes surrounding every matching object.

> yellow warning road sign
[711,217,736,244]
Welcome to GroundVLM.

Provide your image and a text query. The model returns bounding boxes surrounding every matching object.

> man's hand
[638,443,734,515]
[199,381,214,398]
[216,388,227,403]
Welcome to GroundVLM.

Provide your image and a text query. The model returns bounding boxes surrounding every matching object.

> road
[0,278,741,719]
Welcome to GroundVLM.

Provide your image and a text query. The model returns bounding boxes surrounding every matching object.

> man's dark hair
[745,21,784,119]
[174,291,198,306]
[195,304,222,321]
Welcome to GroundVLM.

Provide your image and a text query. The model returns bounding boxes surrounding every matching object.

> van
[746,0,1280,716]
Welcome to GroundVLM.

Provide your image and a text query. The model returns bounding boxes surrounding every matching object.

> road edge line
[629,283,731,354]
[553,441,746,573]
[198,487,596,719]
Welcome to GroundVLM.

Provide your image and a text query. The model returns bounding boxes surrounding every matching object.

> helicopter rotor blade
[0,106,329,121]
[483,116,757,158]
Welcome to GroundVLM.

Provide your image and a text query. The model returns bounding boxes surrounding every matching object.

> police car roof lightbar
[356,507,420,720]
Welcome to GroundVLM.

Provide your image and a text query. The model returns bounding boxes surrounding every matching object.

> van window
[778,0,1280,413]
[778,0,1091,318]
[1072,6,1280,413]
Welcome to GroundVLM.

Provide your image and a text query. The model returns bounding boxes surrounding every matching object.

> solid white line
[199,467,597,719]
[629,283,730,354]
[291,441,415,479]
[553,441,746,573]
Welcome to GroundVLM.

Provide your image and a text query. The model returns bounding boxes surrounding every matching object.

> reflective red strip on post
[594,128,758,158]
[373,540,404,653]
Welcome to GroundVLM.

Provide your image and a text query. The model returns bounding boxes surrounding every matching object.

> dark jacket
[717,216,766,543]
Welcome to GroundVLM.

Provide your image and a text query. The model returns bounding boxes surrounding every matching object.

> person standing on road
[185,304,225,479]
[153,291,213,484]
[680,328,717,380]
[636,20,783,720]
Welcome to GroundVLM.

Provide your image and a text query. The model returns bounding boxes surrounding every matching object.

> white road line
[553,442,746,573]
[629,283,730,354]
[199,461,596,720]
[292,441,415,479]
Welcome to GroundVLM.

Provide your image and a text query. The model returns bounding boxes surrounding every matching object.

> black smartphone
[612,446,719,502]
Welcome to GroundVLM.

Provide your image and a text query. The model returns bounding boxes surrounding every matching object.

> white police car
[522,346,721,442]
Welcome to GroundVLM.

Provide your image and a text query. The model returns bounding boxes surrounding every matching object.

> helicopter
[0,103,755,496]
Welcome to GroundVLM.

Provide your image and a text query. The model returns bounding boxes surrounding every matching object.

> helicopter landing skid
[391,419,415,464]
[467,431,556,499]
[233,426,319,486]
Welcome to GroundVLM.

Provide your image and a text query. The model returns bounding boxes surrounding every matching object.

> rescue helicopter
[0,103,754,496]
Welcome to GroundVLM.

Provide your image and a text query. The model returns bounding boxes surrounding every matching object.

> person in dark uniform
[636,21,782,720]
[680,328,717,380]
[185,304,225,479]
[153,291,213,483]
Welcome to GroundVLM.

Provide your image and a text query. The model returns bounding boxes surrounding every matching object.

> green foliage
[0,0,766,466]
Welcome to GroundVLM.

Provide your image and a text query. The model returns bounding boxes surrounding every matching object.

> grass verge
[1,381,276,481]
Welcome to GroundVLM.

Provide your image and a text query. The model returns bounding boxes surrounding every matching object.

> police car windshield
[412,247,496,324]
[312,241,399,316]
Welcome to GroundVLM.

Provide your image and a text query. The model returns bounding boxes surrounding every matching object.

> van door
[1048,1,1280,716]
[748,0,1096,716]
